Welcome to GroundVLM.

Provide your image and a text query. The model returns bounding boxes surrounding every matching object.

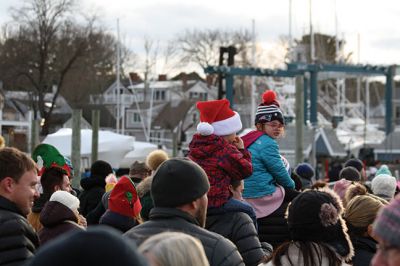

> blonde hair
[344,194,387,234]
[138,232,209,266]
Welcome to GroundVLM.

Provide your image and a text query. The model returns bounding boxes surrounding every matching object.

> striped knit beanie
[255,90,284,125]
[373,194,400,247]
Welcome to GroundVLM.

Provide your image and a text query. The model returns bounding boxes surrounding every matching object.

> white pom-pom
[197,122,214,136]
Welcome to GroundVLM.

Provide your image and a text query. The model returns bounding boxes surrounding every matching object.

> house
[89,72,218,151]
[371,127,400,162]
[277,125,347,165]
[0,89,72,151]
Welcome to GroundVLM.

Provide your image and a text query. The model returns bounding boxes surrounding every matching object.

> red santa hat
[108,176,142,218]
[196,99,242,136]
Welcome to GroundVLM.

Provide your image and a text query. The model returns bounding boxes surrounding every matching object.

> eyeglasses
[265,122,284,129]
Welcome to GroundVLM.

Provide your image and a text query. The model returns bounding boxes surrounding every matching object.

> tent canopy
[42,128,155,168]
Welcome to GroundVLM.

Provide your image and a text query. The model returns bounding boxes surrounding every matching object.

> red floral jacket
[188,134,252,208]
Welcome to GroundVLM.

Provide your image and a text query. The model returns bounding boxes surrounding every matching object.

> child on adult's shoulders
[188,99,255,225]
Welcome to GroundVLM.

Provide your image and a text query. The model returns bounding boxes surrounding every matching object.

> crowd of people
[1,90,400,266]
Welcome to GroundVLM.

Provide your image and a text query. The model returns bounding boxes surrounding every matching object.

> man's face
[10,170,39,216]
[372,236,400,266]
[195,194,208,228]
[60,175,72,193]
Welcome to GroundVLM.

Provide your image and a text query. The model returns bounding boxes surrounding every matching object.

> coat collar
[149,207,200,226]
[0,195,25,217]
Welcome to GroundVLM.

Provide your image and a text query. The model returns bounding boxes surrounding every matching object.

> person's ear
[228,184,234,194]
[367,224,375,238]
[0,177,15,193]
[53,184,61,191]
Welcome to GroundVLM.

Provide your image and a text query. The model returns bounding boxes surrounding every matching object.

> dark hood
[80,176,106,191]
[32,193,52,213]
[40,201,78,227]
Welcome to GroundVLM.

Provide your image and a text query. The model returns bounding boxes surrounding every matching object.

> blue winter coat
[243,134,294,198]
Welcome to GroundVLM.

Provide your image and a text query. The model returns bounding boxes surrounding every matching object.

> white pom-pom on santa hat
[196,99,242,136]
[197,122,214,136]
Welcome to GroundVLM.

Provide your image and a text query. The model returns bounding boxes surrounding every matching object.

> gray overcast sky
[1,0,400,68]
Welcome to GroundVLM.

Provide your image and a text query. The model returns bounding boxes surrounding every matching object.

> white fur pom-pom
[197,122,214,136]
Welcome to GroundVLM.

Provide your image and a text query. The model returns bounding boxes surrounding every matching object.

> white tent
[42,128,136,168]
[119,141,158,168]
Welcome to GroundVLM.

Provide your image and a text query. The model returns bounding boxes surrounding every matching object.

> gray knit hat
[339,166,361,182]
[151,158,210,207]
[371,174,397,201]
[373,195,400,247]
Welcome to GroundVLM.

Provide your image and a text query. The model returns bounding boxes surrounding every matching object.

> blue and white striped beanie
[255,90,285,125]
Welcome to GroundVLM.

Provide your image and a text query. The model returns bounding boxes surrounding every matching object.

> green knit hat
[375,165,392,177]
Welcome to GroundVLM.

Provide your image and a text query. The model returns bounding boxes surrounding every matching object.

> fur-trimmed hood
[136,176,153,198]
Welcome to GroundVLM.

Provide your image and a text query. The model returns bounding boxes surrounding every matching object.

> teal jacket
[243,134,295,198]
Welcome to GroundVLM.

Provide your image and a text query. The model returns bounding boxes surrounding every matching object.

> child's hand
[232,136,244,149]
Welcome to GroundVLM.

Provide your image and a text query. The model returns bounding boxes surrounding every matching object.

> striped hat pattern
[255,90,284,125]
[373,194,400,247]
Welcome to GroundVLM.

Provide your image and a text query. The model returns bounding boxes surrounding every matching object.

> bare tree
[0,0,120,135]
[176,28,253,69]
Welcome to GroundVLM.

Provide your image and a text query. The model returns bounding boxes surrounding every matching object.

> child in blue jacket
[241,90,297,219]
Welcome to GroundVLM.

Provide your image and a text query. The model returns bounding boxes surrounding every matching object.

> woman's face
[257,121,284,139]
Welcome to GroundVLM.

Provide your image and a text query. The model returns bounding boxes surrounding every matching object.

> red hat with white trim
[196,99,242,136]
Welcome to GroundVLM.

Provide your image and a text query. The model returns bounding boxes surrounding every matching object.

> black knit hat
[287,189,354,260]
[90,160,113,179]
[151,158,210,207]
[26,227,147,266]
[344,158,363,172]
[255,90,285,125]
[339,166,361,181]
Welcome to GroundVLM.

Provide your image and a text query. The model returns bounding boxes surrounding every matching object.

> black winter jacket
[79,177,105,217]
[0,196,39,266]
[351,236,376,266]
[99,210,138,233]
[206,212,270,266]
[124,207,244,266]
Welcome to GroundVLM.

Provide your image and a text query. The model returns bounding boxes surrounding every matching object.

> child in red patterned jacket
[188,99,256,227]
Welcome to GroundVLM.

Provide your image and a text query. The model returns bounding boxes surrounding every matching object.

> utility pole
[116,18,121,134]
[91,109,100,164]
[71,109,81,189]
[309,0,315,63]
[295,76,304,164]
[251,19,256,126]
